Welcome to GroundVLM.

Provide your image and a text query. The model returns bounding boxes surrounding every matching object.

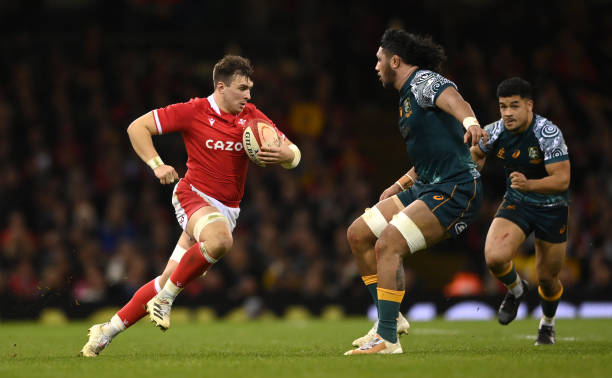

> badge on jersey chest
[528,146,542,164]
[399,98,412,119]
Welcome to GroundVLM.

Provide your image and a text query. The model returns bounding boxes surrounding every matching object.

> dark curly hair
[380,29,446,72]
[496,77,533,99]
[213,55,254,87]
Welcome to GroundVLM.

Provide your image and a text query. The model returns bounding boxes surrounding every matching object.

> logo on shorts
[433,195,444,201]
[504,204,516,210]
[454,222,467,235]
[560,225,567,234]
[497,147,505,159]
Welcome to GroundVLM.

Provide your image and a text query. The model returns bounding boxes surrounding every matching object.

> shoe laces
[154,297,172,315]
[359,336,384,350]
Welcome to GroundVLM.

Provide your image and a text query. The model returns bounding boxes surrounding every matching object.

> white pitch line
[410,328,462,335]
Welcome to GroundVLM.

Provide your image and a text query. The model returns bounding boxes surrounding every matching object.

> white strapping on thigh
[193,212,228,242]
[389,212,427,253]
[362,207,388,238]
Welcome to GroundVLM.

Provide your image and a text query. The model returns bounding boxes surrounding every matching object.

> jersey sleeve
[536,122,569,164]
[152,98,199,134]
[478,120,503,155]
[411,70,458,109]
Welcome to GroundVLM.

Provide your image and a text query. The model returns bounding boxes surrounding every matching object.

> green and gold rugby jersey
[398,70,479,184]
[479,114,569,206]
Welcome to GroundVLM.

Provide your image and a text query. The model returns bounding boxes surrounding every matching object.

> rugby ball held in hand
[242,118,281,166]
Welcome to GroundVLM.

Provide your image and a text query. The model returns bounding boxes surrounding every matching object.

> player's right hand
[154,165,179,185]
[380,183,402,201]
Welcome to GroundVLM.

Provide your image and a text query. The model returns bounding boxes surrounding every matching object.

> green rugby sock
[493,261,523,296]
[362,275,378,310]
[376,288,404,343]
[539,285,563,319]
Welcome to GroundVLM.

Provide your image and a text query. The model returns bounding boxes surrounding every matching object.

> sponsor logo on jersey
[497,147,505,159]
[205,139,244,151]
[454,222,467,235]
[512,150,520,158]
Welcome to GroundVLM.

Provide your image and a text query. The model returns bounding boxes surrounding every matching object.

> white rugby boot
[80,323,113,357]
[352,312,410,347]
[344,335,403,355]
[146,295,173,331]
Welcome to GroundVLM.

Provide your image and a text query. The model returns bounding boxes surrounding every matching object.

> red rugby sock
[116,278,159,328]
[169,243,213,289]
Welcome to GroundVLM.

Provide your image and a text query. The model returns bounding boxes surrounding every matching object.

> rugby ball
[242,118,281,166]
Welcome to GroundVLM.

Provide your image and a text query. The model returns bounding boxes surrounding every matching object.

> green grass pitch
[1,318,611,378]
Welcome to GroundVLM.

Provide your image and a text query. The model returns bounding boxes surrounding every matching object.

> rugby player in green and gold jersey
[345,29,487,355]
[471,77,570,345]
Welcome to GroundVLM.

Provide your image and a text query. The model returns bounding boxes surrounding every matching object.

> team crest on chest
[528,146,542,164]
[399,98,412,118]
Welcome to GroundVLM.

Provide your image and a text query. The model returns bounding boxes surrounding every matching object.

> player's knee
[347,222,370,250]
[485,251,506,270]
[374,236,398,259]
[484,244,510,269]
[206,232,233,260]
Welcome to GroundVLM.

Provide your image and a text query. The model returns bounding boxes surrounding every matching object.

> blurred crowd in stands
[1,1,611,319]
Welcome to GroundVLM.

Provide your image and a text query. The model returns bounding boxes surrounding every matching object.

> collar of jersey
[207,94,245,123]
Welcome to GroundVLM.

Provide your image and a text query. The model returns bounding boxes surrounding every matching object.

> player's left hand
[510,171,530,191]
[464,125,488,146]
[257,145,293,165]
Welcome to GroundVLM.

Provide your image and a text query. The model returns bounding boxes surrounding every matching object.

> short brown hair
[212,55,253,88]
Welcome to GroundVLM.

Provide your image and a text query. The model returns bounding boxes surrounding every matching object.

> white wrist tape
[146,156,164,170]
[462,116,480,130]
[281,144,301,169]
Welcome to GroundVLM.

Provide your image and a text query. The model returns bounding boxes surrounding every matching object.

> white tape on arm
[389,212,427,253]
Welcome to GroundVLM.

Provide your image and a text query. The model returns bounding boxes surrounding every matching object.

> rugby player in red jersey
[81,55,301,357]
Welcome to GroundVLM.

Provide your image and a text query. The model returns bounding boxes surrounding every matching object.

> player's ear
[391,55,400,69]
[216,81,226,93]
[526,99,534,112]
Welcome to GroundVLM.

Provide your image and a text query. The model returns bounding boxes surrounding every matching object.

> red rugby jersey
[153,94,283,208]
